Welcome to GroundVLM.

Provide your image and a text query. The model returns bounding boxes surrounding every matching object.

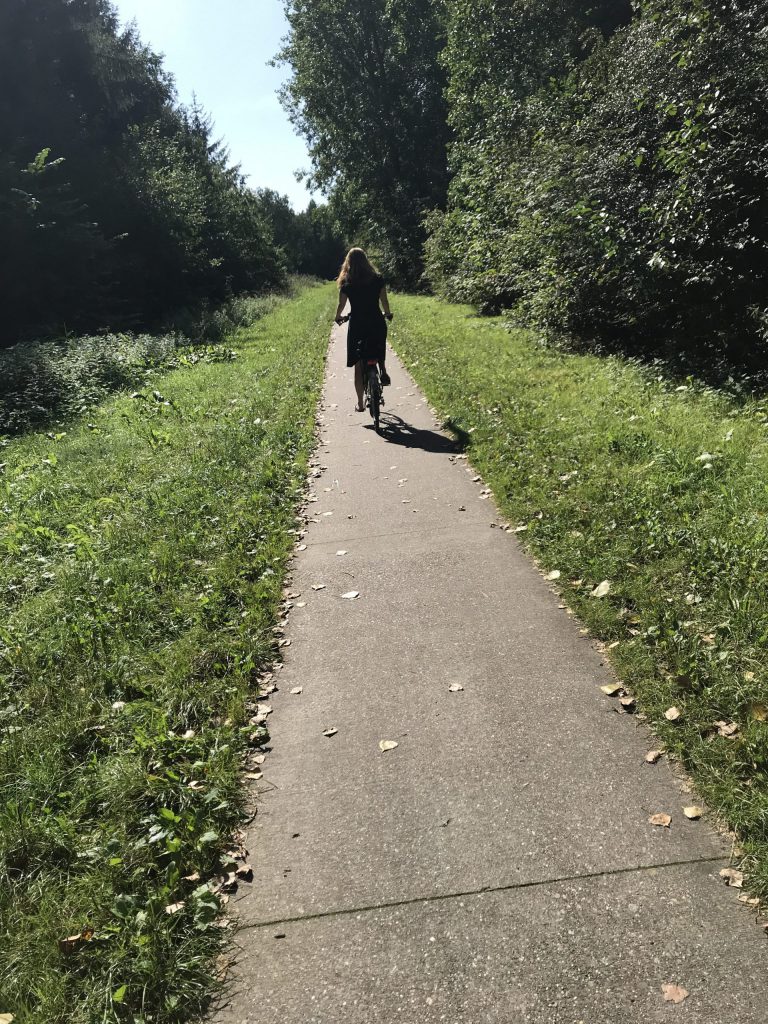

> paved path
[216,325,765,1023]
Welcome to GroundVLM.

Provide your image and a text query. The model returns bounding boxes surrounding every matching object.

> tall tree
[276,0,450,286]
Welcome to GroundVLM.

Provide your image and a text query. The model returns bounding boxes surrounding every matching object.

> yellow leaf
[683,806,703,820]
[379,739,398,752]
[664,706,681,722]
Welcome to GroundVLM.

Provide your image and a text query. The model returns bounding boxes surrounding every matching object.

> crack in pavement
[237,854,728,931]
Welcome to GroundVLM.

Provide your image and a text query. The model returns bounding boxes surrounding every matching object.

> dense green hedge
[427,0,768,366]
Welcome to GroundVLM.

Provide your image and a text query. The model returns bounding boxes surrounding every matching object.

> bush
[429,0,768,368]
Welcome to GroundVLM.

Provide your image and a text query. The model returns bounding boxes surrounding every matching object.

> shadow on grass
[366,412,472,454]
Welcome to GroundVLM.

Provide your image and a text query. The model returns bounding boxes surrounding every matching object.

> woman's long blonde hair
[337,247,379,288]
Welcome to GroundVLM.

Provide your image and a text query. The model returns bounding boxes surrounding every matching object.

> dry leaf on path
[342,591,359,600]
[665,706,681,722]
[336,550,348,556]
[645,750,664,764]
[600,684,623,697]
[448,683,464,692]
[649,812,672,828]
[244,772,262,781]
[546,570,561,581]
[290,686,303,695]
[297,544,307,551]
[661,984,689,1004]
[379,739,398,752]
[720,867,744,888]
[311,584,326,591]
[322,728,338,738]
[590,580,611,598]
[683,805,703,820]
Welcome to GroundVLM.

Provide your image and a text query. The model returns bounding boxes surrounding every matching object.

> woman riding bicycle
[334,247,393,412]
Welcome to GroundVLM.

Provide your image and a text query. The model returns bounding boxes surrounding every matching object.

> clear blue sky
[112,0,316,210]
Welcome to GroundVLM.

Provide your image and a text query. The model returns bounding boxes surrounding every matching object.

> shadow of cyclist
[365,412,471,454]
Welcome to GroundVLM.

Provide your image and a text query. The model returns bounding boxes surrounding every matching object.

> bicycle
[337,314,384,434]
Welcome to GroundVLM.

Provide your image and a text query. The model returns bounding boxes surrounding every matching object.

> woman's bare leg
[354,361,365,409]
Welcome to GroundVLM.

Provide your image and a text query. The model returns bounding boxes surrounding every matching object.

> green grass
[392,293,768,902]
[0,283,332,1022]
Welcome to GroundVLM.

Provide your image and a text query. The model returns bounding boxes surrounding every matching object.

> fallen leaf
[311,584,326,591]
[165,901,185,915]
[322,511,333,517]
[253,754,266,764]
[661,983,689,1004]
[0,1015,15,1023]
[278,638,291,648]
[649,812,672,828]
[336,550,347,556]
[619,696,637,712]
[738,893,760,906]
[664,706,681,722]
[751,704,768,722]
[187,780,205,791]
[546,570,561,581]
[290,686,303,695]
[514,525,528,533]
[720,867,744,888]
[600,683,623,697]
[683,805,703,820]
[296,601,306,607]
[590,580,611,598]
[183,871,201,882]
[714,719,739,737]
[297,544,307,551]
[111,701,126,711]
[58,930,94,955]
[236,864,254,882]
[645,750,664,764]
[244,772,263,781]
[342,591,360,600]
[322,728,338,738]
[744,671,756,682]
[379,739,398,752]
[607,640,620,650]
[448,683,464,692]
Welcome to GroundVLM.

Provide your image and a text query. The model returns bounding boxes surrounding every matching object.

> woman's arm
[334,290,347,323]
[379,285,392,318]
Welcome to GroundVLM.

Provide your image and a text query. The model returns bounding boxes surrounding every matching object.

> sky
[112,0,316,210]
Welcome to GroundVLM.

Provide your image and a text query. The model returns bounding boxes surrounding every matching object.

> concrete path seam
[235,854,728,931]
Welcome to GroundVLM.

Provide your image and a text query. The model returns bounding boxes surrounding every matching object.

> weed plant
[0,284,331,1022]
[394,294,768,901]
[0,282,312,437]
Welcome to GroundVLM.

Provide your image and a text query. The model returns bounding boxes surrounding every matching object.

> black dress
[341,273,387,367]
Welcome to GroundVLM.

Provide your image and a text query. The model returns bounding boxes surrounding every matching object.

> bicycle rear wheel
[367,365,381,432]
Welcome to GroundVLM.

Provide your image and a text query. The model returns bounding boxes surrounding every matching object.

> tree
[276,0,450,286]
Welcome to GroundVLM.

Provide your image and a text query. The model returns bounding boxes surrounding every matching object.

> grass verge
[392,293,768,903]
[0,283,332,1022]
[0,280,315,437]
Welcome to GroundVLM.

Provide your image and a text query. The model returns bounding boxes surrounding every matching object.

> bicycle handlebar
[334,313,393,324]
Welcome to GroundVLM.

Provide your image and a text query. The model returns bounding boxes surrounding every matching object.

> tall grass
[0,283,332,1022]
